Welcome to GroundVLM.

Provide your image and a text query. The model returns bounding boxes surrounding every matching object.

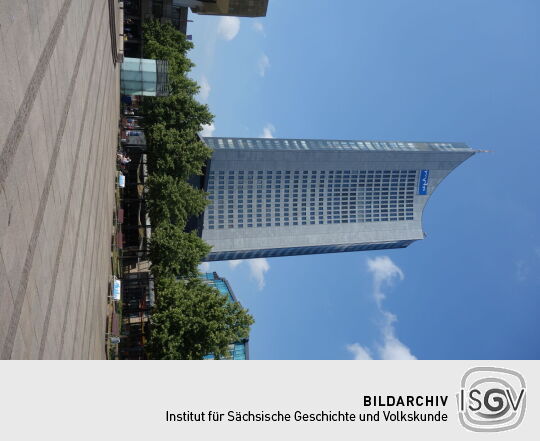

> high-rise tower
[198,137,475,261]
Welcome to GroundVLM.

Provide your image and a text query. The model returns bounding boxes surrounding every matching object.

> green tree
[145,123,212,178]
[142,20,209,94]
[149,224,211,279]
[143,20,194,76]
[148,277,254,360]
[146,174,208,228]
[141,92,213,133]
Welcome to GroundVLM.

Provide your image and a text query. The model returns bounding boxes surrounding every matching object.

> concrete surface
[0,0,119,359]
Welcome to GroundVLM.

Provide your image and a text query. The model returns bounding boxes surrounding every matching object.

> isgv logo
[457,367,526,432]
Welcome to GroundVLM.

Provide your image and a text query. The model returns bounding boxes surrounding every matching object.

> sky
[187,0,540,360]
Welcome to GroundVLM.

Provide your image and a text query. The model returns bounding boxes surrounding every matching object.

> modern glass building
[201,272,249,360]
[120,58,169,96]
[199,137,476,261]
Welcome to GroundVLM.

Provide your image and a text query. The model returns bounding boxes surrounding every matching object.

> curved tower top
[198,137,475,261]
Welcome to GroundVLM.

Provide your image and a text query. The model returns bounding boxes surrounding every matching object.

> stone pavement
[0,0,119,359]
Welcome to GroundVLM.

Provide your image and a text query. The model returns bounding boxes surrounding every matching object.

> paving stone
[0,0,117,359]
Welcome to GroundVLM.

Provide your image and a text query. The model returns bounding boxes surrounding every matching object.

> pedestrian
[117,153,132,164]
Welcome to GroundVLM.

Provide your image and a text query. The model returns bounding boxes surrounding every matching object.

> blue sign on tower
[418,170,430,195]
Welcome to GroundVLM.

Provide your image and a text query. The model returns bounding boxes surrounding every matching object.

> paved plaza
[0,0,119,359]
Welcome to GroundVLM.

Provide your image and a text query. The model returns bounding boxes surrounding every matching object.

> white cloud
[252,21,265,34]
[260,123,275,139]
[379,334,417,360]
[199,123,215,137]
[229,260,243,269]
[248,258,270,290]
[347,256,416,360]
[346,343,373,360]
[217,17,240,41]
[198,75,211,102]
[257,53,270,77]
[366,255,404,306]
[378,310,416,360]
[198,262,211,272]
[516,260,528,282]
[226,259,269,290]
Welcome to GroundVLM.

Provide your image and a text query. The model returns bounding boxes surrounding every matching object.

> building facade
[141,1,190,34]
[175,0,268,17]
[199,137,476,261]
[201,272,250,360]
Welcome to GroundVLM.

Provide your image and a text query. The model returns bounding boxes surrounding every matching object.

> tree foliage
[138,20,254,361]
[141,92,213,132]
[141,20,215,279]
[147,278,254,360]
[143,20,195,88]
[140,18,214,248]
[144,123,212,179]
[149,224,211,280]
[146,174,208,228]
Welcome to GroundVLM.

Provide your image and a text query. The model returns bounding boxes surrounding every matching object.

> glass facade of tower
[201,272,249,360]
[200,137,475,261]
[205,169,418,230]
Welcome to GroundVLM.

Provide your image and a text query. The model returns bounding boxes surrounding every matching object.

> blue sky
[188,0,540,359]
